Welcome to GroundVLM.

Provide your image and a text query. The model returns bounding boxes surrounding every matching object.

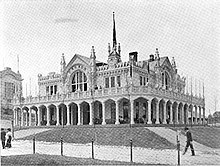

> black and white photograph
[0,0,220,165]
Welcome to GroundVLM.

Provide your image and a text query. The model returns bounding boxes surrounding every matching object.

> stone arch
[68,102,78,125]
[166,100,172,124]
[178,103,183,124]
[58,103,67,125]
[93,100,102,124]
[118,98,130,124]
[172,102,178,124]
[133,97,148,124]
[48,104,57,125]
[151,98,158,124]
[30,106,38,126]
[39,105,47,126]
[104,99,116,124]
[159,99,165,124]
[79,101,90,125]
[183,104,188,124]
[188,104,193,125]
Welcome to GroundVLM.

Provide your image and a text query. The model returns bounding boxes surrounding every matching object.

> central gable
[160,57,174,73]
[65,54,90,72]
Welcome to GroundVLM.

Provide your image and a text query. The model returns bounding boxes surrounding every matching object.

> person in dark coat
[182,127,195,156]
[1,128,6,149]
[5,128,12,148]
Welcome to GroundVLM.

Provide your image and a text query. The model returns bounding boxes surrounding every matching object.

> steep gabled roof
[65,54,103,69]
[144,56,168,71]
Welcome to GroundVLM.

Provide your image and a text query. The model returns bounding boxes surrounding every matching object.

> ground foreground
[1,154,145,166]
[1,125,220,165]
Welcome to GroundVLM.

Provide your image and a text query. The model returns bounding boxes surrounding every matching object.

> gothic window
[117,76,121,87]
[46,86,49,94]
[144,77,146,85]
[105,77,109,88]
[54,85,57,94]
[140,76,142,86]
[50,85,53,95]
[162,72,170,90]
[111,76,115,87]
[4,82,15,99]
[71,71,87,92]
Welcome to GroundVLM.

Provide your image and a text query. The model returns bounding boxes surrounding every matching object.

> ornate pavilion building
[13,13,205,127]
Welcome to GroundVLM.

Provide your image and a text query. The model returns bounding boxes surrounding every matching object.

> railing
[13,85,204,106]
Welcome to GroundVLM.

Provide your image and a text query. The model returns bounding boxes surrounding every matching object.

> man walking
[1,128,6,149]
[182,127,195,156]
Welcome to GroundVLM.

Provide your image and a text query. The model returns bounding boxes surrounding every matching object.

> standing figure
[182,127,195,156]
[1,128,6,149]
[5,128,12,148]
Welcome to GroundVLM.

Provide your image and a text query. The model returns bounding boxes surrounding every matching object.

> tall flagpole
[199,79,201,98]
[191,76,193,127]
[29,78,31,96]
[17,55,19,73]
[26,83,27,98]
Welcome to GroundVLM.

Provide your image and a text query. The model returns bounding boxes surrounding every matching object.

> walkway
[146,127,214,151]
[14,128,52,139]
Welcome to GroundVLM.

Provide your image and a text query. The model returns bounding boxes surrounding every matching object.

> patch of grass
[170,126,220,148]
[1,154,146,165]
[17,126,176,149]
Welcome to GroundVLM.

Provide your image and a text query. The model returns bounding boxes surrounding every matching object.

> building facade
[1,67,22,118]
[13,13,205,127]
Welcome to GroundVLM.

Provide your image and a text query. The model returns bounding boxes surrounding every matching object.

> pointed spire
[113,12,117,50]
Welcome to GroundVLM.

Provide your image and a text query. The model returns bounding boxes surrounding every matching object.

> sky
[0,0,219,115]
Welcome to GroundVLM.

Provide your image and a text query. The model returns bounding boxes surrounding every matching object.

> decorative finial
[155,48,159,59]
[108,43,111,54]
[91,46,96,59]
[172,57,176,68]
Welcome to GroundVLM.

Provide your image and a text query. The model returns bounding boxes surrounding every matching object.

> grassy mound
[1,154,145,165]
[17,126,176,149]
[170,126,220,148]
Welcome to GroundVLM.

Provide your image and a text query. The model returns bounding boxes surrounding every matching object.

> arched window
[72,71,87,92]
[162,71,170,90]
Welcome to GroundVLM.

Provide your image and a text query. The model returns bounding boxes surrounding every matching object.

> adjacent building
[13,13,205,127]
[0,67,22,119]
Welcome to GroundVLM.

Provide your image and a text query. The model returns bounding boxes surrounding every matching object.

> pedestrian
[5,128,12,148]
[182,127,195,156]
[1,128,6,149]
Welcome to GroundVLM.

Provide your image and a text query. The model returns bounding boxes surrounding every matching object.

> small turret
[155,48,160,67]
[118,43,121,55]
[172,57,177,73]
[108,43,111,54]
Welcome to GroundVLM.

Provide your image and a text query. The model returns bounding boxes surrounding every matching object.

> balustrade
[13,85,204,107]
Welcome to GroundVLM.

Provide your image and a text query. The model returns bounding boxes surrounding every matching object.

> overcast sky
[0,0,219,114]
